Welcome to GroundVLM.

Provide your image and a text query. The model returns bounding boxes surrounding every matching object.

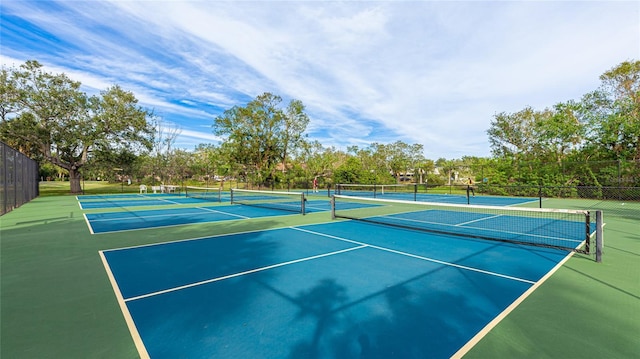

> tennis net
[185,186,222,202]
[336,183,418,200]
[231,189,306,215]
[331,195,603,256]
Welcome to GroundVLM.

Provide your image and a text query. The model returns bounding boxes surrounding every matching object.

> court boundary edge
[87,206,299,235]
[82,213,95,235]
[100,223,328,253]
[98,251,150,359]
[450,250,577,358]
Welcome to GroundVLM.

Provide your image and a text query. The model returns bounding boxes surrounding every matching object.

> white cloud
[3,0,639,158]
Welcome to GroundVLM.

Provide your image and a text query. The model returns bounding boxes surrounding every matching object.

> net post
[596,210,604,263]
[413,184,417,202]
[217,187,222,202]
[585,211,591,255]
[230,188,235,204]
[538,185,542,208]
[330,195,336,219]
[301,193,306,215]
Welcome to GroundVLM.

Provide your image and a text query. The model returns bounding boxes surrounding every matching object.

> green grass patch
[39,180,143,196]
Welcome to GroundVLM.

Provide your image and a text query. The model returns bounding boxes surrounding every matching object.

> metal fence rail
[1,141,39,216]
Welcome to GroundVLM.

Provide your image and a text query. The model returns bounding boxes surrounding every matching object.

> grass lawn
[39,180,142,196]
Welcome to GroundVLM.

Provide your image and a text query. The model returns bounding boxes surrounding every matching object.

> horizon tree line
[1,59,638,193]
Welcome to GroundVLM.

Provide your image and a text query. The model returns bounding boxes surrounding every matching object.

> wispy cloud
[2,0,638,158]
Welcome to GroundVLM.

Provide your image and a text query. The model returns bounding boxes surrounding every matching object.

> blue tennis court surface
[78,193,220,209]
[101,220,571,358]
[78,192,536,210]
[337,191,537,207]
[84,200,330,234]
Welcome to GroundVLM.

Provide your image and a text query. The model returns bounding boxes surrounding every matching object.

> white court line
[509,198,540,207]
[376,215,583,245]
[88,211,212,222]
[83,213,95,235]
[88,206,247,223]
[456,214,503,226]
[89,210,296,235]
[451,250,576,358]
[306,206,329,212]
[155,197,182,205]
[198,206,249,219]
[123,245,367,302]
[291,227,536,285]
[102,225,292,252]
[99,251,150,359]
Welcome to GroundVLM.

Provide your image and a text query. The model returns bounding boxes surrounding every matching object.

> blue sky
[1,1,638,160]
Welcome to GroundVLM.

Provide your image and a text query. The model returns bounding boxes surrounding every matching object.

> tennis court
[77,189,225,209]
[335,184,537,207]
[81,188,333,234]
[78,185,539,210]
[99,192,600,358]
[3,191,638,359]
[78,195,212,209]
[84,200,329,234]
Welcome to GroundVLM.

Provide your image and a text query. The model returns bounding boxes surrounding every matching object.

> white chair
[139,184,147,194]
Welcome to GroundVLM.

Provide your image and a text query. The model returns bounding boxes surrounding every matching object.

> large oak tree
[0,60,154,193]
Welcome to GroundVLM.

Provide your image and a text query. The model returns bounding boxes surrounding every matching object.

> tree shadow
[252,258,500,359]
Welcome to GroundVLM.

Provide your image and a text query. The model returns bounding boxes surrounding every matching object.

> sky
[1,1,639,160]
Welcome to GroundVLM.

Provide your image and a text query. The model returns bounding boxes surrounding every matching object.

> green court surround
[1,195,638,358]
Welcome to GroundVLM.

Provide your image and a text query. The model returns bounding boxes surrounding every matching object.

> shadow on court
[248,238,534,359]
[277,272,482,358]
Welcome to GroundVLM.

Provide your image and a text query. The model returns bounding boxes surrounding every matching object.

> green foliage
[4,59,640,194]
[0,60,154,193]
[332,157,363,184]
[213,92,310,187]
[484,59,640,189]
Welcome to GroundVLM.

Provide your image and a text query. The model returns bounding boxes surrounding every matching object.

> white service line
[198,206,249,219]
[291,226,536,285]
[124,245,367,302]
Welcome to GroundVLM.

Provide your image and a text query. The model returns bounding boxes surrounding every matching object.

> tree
[297,140,341,188]
[85,147,140,182]
[581,60,640,161]
[385,141,425,182]
[147,117,181,185]
[213,92,310,187]
[281,99,310,174]
[191,143,226,185]
[0,60,154,193]
[333,156,365,184]
[536,101,584,164]
[487,107,538,162]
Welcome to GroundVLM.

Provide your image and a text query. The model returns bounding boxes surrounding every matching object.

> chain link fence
[475,184,639,220]
[1,141,39,216]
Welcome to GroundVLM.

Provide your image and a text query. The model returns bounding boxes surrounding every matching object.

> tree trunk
[69,166,82,194]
